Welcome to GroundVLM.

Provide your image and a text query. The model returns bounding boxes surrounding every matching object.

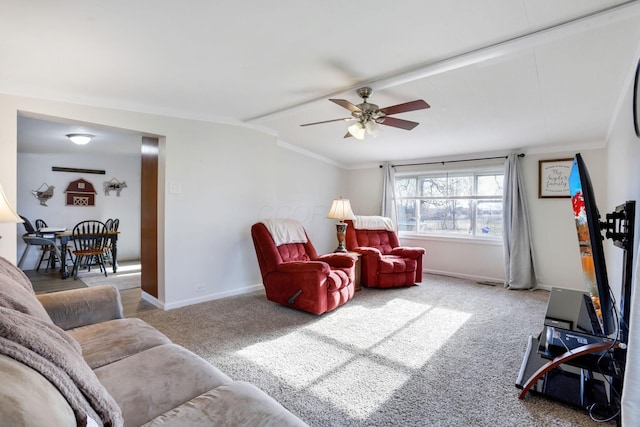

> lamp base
[333,222,348,253]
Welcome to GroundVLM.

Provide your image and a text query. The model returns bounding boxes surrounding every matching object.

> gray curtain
[502,154,537,289]
[381,162,397,224]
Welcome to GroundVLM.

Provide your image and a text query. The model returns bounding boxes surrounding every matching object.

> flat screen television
[568,153,616,337]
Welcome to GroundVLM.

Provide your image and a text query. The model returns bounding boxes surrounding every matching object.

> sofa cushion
[0,354,76,427]
[68,318,172,369]
[95,343,233,427]
[0,306,123,427]
[0,256,52,324]
[142,381,307,427]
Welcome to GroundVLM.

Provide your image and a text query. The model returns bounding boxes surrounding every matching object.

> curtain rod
[384,153,525,168]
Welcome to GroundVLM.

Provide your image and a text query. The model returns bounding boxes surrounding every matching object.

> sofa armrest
[37,285,124,330]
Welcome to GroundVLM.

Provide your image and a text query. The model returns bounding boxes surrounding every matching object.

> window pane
[419,199,472,235]
[477,174,503,196]
[419,177,448,197]
[476,200,503,236]
[396,177,416,198]
[397,199,416,231]
[447,175,472,197]
[395,171,503,238]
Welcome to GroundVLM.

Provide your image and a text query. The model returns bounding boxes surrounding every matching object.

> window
[395,170,504,238]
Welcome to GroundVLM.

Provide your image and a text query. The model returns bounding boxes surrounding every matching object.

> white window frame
[394,167,504,241]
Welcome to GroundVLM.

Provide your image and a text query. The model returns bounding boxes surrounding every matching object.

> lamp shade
[347,122,366,140]
[326,197,356,221]
[0,184,23,223]
[66,133,94,145]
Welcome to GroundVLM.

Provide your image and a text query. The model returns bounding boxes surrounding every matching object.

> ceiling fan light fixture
[66,133,94,145]
[348,122,365,140]
[364,120,380,137]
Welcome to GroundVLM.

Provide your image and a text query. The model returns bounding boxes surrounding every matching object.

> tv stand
[516,288,624,422]
[518,340,620,400]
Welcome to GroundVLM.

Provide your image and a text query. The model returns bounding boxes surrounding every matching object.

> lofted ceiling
[3,0,640,167]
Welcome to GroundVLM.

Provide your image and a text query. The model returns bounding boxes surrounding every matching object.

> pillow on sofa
[0,256,52,324]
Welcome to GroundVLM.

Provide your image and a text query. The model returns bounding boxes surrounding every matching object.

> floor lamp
[326,197,356,253]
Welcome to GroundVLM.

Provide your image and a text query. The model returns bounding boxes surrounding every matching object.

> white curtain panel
[380,162,397,225]
[502,154,537,289]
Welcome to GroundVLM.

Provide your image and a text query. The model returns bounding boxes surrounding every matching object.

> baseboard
[161,283,264,310]
[423,268,504,285]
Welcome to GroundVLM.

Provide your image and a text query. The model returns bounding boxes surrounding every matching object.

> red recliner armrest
[352,247,382,257]
[390,247,425,259]
[277,261,329,274]
[317,253,356,269]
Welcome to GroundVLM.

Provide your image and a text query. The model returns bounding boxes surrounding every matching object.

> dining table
[19,228,120,279]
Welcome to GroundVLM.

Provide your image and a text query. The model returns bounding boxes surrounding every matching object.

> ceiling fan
[300,87,430,140]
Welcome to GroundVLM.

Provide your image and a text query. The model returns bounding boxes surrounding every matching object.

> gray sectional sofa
[0,256,307,426]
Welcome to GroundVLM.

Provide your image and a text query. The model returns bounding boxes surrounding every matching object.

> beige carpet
[78,263,140,290]
[135,274,615,427]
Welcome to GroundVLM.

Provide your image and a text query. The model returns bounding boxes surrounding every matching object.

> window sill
[398,233,503,246]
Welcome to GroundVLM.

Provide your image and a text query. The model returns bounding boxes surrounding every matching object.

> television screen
[568,153,615,336]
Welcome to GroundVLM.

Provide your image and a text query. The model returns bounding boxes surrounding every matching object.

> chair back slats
[72,220,108,253]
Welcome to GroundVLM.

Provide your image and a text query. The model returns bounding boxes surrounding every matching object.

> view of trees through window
[395,171,504,238]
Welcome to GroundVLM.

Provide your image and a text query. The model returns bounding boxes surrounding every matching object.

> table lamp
[326,197,356,252]
[0,183,24,239]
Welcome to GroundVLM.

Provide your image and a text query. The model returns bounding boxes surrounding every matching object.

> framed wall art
[538,158,573,198]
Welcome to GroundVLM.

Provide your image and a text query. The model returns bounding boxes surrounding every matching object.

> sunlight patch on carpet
[235,297,472,419]
[371,306,471,369]
[309,358,410,420]
[303,298,433,349]
[236,331,353,389]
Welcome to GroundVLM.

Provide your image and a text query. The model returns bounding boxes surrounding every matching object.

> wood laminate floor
[27,259,158,317]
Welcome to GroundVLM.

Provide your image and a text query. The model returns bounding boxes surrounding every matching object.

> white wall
[604,55,640,426]
[16,152,141,269]
[605,84,640,301]
[0,94,345,309]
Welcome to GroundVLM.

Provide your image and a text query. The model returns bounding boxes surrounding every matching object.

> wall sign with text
[538,158,573,198]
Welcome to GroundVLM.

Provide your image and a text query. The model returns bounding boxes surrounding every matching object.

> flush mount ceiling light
[66,133,94,145]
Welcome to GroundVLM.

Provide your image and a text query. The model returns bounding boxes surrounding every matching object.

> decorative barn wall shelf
[65,178,97,206]
[103,178,127,196]
[32,183,54,206]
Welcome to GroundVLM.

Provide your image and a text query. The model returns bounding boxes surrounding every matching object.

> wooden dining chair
[71,220,109,280]
[103,218,119,267]
[34,218,58,272]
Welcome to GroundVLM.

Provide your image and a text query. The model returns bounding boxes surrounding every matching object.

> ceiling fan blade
[379,99,430,116]
[330,99,362,113]
[300,117,353,127]
[379,116,420,130]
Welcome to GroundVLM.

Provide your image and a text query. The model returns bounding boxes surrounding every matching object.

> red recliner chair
[251,219,357,315]
[345,216,425,288]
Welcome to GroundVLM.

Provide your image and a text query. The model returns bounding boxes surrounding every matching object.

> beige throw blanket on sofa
[0,306,123,427]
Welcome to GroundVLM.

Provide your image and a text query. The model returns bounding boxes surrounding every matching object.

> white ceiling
[4,0,640,167]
